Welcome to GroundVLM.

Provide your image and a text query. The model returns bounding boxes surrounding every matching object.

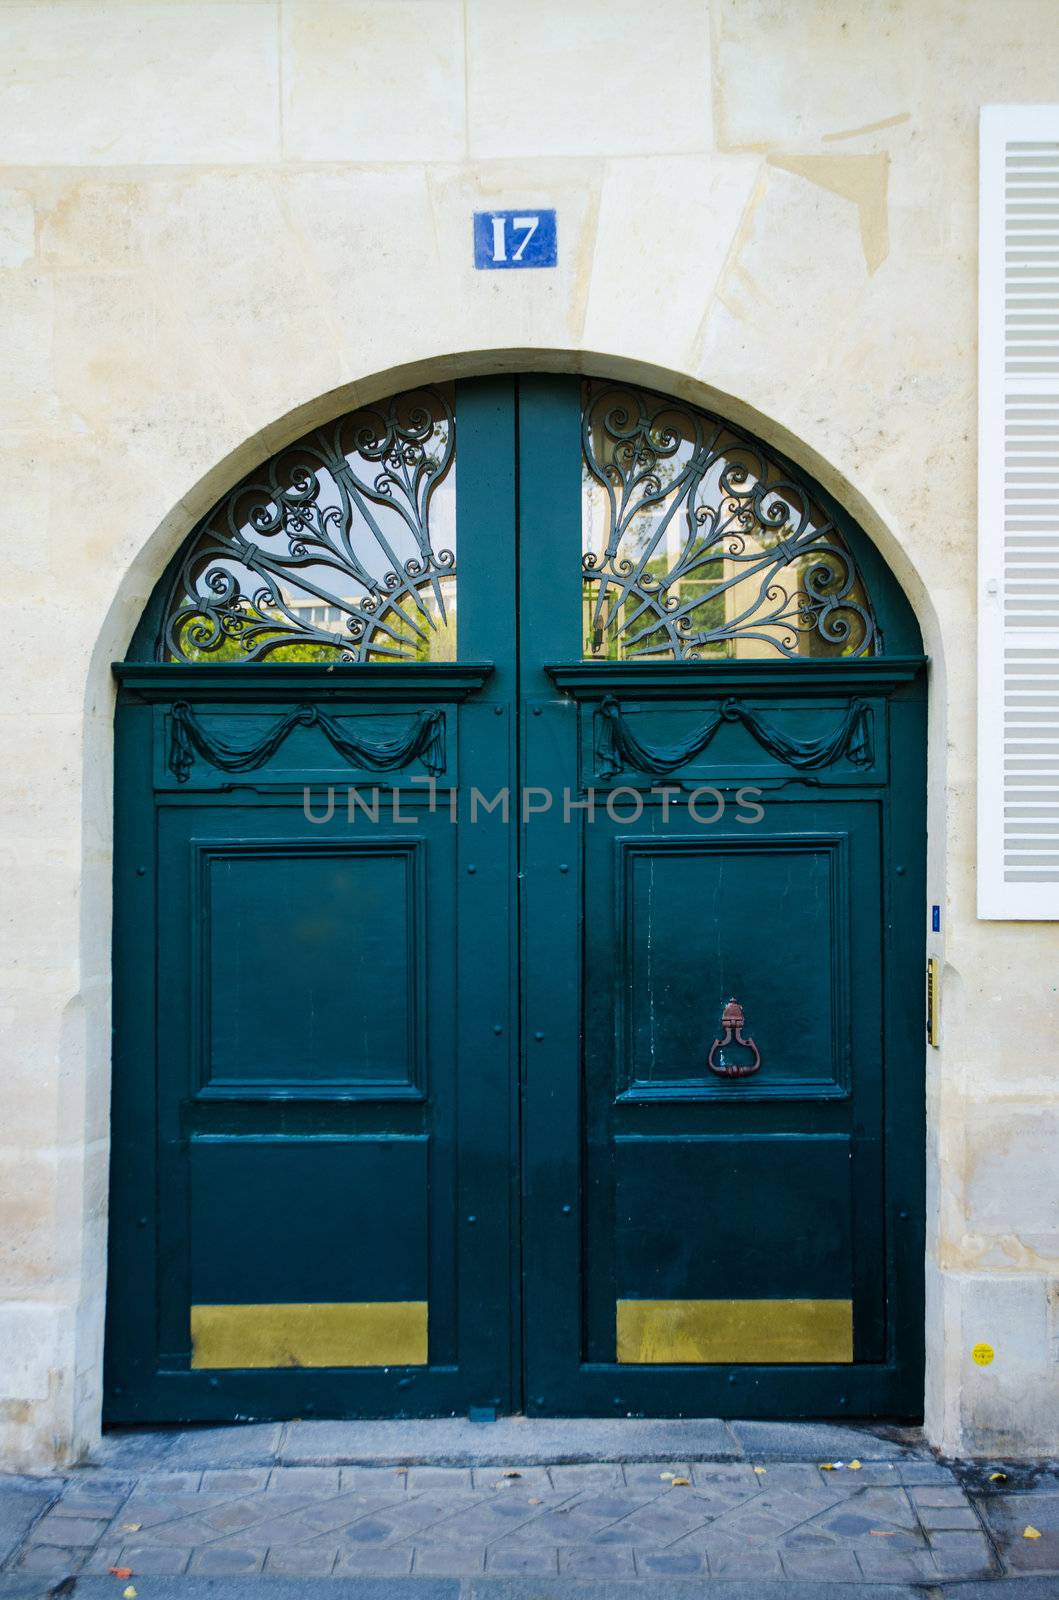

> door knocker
[707,999,761,1078]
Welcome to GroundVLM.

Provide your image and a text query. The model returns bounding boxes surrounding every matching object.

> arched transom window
[580,381,876,661]
[160,379,878,663]
[164,386,457,663]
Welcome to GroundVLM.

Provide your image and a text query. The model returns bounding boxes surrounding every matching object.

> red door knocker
[707,999,761,1078]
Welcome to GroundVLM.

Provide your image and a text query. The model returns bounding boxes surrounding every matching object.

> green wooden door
[518,377,926,1418]
[107,381,520,1422]
[107,375,926,1423]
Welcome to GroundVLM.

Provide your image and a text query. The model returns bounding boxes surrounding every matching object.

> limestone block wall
[0,0,1056,1467]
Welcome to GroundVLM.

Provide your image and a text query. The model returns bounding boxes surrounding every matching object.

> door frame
[106,372,929,1423]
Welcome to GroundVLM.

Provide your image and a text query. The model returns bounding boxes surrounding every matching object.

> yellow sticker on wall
[972,1343,995,1366]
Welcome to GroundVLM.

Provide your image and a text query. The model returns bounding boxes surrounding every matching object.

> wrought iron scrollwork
[163,386,457,663]
[581,382,878,661]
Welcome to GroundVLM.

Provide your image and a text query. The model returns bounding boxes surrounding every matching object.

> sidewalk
[0,1419,1055,1597]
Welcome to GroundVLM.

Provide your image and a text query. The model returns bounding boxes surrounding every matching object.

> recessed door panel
[189,1136,430,1369]
[196,843,425,1098]
[613,1134,854,1364]
[617,834,850,1100]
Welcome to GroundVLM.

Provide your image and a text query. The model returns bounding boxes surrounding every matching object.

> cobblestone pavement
[0,1422,1056,1595]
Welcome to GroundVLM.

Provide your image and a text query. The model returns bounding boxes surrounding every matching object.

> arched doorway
[106,374,927,1423]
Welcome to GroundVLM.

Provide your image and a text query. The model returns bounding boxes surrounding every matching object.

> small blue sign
[473,209,557,270]
[931,904,941,932]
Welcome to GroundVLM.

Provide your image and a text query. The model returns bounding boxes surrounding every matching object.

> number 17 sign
[473,209,557,270]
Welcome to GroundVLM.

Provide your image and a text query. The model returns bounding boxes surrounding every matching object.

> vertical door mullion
[517,376,585,1411]
[454,379,520,1410]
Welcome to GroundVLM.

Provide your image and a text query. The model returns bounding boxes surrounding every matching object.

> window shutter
[979,106,1059,918]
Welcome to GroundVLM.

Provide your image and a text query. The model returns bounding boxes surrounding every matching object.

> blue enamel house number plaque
[473,209,557,269]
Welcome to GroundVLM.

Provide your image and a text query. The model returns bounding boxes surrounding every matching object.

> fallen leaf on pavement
[670,1477,691,1487]
[502,1470,521,1478]
[109,1570,132,1579]
[848,1460,862,1470]
[123,1588,137,1599]
[120,1524,141,1533]
[870,1530,899,1537]
[1024,1526,1042,1539]
[989,1471,1008,1482]
[819,1463,836,1471]
[528,1496,543,1505]
[753,1466,767,1475]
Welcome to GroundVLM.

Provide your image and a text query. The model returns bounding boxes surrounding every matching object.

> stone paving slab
[281,1418,742,1465]
[462,1585,925,1600]
[0,1481,59,1569]
[0,1578,930,1600]
[726,1423,918,1461]
[8,1575,1059,1599]
[0,1452,1024,1590]
[4,1423,1057,1593]
[946,1585,1059,1600]
[972,1484,1059,1575]
[88,1418,929,1471]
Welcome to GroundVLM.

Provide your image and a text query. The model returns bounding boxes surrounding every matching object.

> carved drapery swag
[168,702,446,783]
[594,695,873,779]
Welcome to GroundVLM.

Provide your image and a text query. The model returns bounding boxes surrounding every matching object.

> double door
[106,376,926,1421]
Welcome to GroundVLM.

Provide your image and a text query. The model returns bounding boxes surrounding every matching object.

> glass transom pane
[164,385,456,662]
[581,380,877,661]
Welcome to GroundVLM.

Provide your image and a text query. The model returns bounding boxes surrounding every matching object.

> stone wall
[0,0,1056,1467]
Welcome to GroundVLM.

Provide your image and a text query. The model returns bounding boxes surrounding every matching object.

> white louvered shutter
[979,106,1059,918]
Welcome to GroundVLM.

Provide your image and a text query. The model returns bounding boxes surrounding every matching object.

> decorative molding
[594,693,873,779]
[615,835,850,1103]
[192,840,427,1103]
[115,661,495,704]
[169,701,445,783]
[547,658,926,698]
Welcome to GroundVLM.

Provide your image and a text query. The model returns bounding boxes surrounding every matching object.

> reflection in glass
[164,385,456,662]
[581,381,877,661]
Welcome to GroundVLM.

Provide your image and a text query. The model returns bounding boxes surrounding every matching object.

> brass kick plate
[927,957,940,1047]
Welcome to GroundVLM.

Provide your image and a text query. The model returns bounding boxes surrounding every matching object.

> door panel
[613,831,853,1102]
[188,1136,429,1369]
[193,841,426,1100]
[583,796,882,1378]
[520,672,922,1415]
[613,1134,855,1365]
[111,667,515,1420]
[156,793,453,1387]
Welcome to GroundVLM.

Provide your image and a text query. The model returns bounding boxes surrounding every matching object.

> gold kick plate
[927,957,940,1047]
